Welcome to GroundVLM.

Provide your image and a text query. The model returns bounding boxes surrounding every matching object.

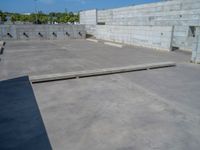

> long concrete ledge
[0,41,5,46]
[104,42,123,48]
[30,62,176,83]
[86,38,98,43]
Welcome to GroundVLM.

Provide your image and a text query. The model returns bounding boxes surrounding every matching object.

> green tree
[0,10,7,22]
[1,11,79,24]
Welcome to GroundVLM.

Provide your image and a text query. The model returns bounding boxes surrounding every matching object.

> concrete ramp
[30,62,176,83]
[0,76,52,150]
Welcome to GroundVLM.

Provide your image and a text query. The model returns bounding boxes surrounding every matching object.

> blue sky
[0,0,161,13]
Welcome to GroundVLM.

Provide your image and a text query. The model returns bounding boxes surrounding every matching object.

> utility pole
[34,0,38,24]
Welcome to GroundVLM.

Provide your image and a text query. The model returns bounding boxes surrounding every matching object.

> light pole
[34,0,38,24]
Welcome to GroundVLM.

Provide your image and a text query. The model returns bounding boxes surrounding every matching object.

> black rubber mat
[0,76,52,150]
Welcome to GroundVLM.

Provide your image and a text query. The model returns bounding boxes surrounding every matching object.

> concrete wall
[191,27,200,63]
[172,25,196,50]
[80,9,97,25]
[97,0,200,51]
[85,25,97,35]
[80,0,200,51]
[97,10,112,24]
[96,25,173,51]
[0,25,86,41]
[97,0,200,26]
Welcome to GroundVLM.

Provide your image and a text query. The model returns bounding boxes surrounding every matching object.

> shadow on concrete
[0,76,52,150]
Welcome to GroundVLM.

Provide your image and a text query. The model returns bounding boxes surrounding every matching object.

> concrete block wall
[85,25,97,35]
[97,0,200,26]
[97,10,113,24]
[80,9,97,25]
[80,0,200,51]
[98,0,200,51]
[0,25,86,41]
[96,25,173,51]
[172,26,195,51]
[191,27,200,63]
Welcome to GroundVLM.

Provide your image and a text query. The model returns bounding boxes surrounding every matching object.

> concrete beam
[104,42,123,48]
[30,62,176,83]
[0,41,5,46]
[86,38,98,43]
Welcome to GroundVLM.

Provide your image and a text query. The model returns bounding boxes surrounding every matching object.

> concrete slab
[0,76,52,150]
[122,63,200,115]
[0,40,190,80]
[33,68,200,150]
[0,39,199,150]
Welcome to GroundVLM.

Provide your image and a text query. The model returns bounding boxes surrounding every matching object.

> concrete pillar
[191,27,200,64]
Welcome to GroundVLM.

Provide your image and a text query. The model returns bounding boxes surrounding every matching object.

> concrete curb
[104,42,123,48]
[86,39,98,43]
[30,62,176,83]
[0,41,5,46]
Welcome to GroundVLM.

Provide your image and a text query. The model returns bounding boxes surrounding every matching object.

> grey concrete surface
[122,63,200,116]
[33,64,200,150]
[0,39,190,80]
[0,76,52,150]
[1,39,199,150]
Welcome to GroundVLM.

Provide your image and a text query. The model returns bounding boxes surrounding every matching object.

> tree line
[0,10,79,24]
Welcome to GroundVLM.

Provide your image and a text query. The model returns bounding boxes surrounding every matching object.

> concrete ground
[1,40,200,150]
[0,39,190,80]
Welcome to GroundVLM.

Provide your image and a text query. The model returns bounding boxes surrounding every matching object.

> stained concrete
[0,39,190,80]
